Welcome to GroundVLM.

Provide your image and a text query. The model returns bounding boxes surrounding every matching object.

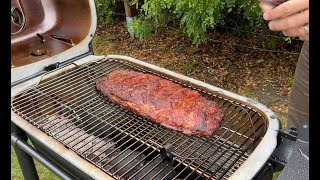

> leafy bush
[131,18,154,39]
[183,61,199,75]
[95,0,116,24]
[131,0,264,46]
[266,38,280,50]
[94,0,264,46]
[225,0,263,37]
[232,0,263,27]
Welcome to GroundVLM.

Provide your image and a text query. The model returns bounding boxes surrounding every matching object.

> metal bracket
[44,62,60,71]
[278,128,298,142]
[160,144,174,161]
[268,128,298,169]
[277,124,309,180]
[254,125,309,180]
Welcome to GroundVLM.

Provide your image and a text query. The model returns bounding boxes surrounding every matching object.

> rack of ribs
[95,69,224,137]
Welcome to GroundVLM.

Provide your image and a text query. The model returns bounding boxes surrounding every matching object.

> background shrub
[131,0,264,46]
[95,0,293,47]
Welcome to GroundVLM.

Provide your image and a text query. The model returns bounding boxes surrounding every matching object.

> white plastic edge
[11,0,97,84]
[106,54,280,180]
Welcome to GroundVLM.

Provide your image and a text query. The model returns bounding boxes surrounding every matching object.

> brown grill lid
[11,0,97,83]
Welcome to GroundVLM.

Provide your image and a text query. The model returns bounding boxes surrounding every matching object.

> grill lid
[11,0,97,84]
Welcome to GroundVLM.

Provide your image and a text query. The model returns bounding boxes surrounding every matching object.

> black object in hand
[260,0,288,7]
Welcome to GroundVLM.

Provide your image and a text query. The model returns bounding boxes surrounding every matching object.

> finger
[263,0,309,20]
[259,2,274,13]
[282,26,308,37]
[299,35,309,41]
[268,9,309,31]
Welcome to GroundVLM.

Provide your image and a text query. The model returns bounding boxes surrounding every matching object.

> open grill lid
[11,0,97,84]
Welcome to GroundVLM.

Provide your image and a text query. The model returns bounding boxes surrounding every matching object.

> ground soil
[92,21,303,128]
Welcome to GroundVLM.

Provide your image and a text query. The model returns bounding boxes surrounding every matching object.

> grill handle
[276,124,309,180]
[254,123,309,180]
[269,128,299,169]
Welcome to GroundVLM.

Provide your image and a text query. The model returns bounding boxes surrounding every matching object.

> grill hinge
[278,128,298,142]
[253,127,299,180]
[11,50,94,87]
[44,62,60,71]
[268,128,298,169]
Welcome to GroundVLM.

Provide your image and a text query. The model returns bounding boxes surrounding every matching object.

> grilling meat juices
[96,69,224,137]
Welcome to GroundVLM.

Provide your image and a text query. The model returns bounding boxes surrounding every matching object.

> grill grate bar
[64,108,126,149]
[194,116,264,179]
[94,120,147,165]
[216,124,265,179]
[24,88,97,127]
[120,131,181,179]
[13,62,127,126]
[12,58,113,104]
[126,133,190,180]
[103,123,165,176]
[165,106,256,179]
[11,61,123,114]
[125,131,181,179]
[42,99,115,139]
[73,113,142,153]
[84,116,184,179]
[11,58,268,180]
[114,133,175,179]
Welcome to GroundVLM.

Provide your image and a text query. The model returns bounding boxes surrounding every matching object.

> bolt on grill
[11,58,268,180]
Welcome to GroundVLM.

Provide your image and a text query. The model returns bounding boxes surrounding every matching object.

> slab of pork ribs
[96,69,224,137]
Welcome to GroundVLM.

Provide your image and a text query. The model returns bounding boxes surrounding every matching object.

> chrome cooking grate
[11,58,267,180]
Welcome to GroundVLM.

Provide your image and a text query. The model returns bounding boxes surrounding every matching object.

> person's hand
[259,0,309,41]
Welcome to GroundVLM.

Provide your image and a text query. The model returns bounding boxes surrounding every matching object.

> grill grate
[11,58,267,180]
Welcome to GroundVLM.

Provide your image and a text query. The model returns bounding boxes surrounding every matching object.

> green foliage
[183,61,199,75]
[130,0,264,46]
[95,0,116,24]
[284,36,295,44]
[94,0,265,46]
[256,58,269,65]
[235,0,263,27]
[266,38,279,50]
[131,18,154,40]
[12,144,59,180]
[287,77,293,86]
[224,0,263,38]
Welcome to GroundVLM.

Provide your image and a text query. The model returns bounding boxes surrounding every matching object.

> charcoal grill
[11,0,308,180]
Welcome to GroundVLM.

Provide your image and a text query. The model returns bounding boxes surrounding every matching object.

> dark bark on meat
[96,69,224,137]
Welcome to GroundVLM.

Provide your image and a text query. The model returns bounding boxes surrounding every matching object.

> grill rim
[11,110,114,180]
[107,55,280,180]
[11,54,280,180]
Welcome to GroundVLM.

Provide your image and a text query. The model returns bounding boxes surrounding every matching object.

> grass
[11,145,59,180]
[273,171,281,179]
[183,61,200,75]
[92,35,118,55]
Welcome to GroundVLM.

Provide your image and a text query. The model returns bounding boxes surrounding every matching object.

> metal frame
[11,123,74,180]
[11,55,280,180]
[106,55,280,180]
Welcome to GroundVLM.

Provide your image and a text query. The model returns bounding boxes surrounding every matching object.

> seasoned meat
[95,69,224,137]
